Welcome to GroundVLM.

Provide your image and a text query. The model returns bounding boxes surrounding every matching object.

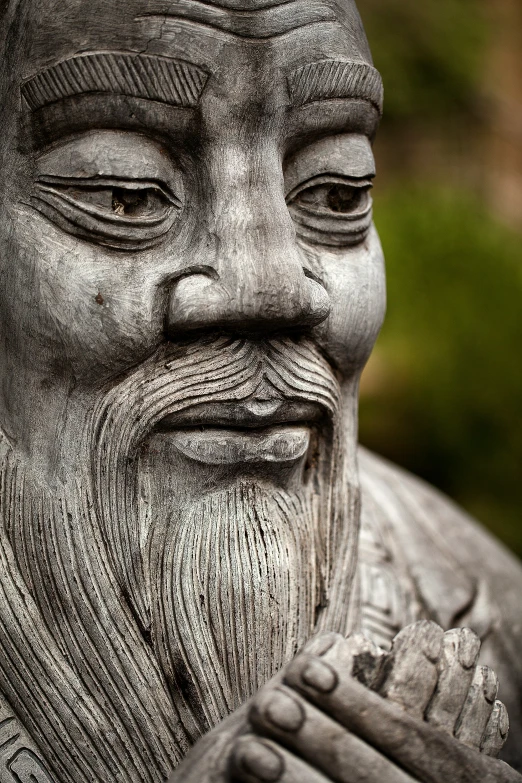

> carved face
[0,2,387,779]
[0,0,385,471]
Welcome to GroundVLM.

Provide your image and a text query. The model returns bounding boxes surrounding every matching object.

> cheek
[308,225,386,375]
[0,208,166,382]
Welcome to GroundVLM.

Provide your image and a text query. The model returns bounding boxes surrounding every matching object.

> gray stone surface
[0,0,520,781]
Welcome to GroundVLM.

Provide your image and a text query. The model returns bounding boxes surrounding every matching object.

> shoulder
[358,445,522,626]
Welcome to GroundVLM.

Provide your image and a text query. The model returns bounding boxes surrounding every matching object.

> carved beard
[94,336,347,740]
[147,482,321,739]
[0,336,360,783]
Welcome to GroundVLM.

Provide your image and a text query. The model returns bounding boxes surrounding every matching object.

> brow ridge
[22,52,209,112]
[288,59,383,113]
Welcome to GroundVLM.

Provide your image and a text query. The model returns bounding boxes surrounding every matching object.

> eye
[52,182,173,218]
[111,186,165,217]
[293,182,370,215]
[31,176,182,250]
[287,175,373,248]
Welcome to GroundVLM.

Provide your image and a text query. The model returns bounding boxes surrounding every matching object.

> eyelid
[35,175,182,208]
[286,173,374,248]
[286,174,374,203]
[30,174,182,250]
[284,133,376,197]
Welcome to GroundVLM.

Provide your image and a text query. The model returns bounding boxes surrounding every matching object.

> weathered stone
[0,1,520,781]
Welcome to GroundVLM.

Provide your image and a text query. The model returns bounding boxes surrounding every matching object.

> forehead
[15,0,380,150]
[22,0,372,77]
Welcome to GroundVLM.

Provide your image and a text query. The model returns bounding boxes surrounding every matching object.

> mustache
[94,335,340,439]
[90,335,341,627]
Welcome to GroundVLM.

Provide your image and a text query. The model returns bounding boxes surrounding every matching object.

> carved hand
[232,622,518,783]
[169,622,520,783]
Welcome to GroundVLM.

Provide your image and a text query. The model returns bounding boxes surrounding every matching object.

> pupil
[112,187,148,216]
[327,184,360,213]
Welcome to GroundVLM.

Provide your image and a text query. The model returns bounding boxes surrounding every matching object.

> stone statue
[0,0,520,781]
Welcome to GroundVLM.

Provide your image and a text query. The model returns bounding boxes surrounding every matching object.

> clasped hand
[170,621,520,783]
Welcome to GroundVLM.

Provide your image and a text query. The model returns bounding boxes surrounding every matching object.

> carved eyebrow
[136,0,337,40]
[288,60,384,114]
[21,52,209,112]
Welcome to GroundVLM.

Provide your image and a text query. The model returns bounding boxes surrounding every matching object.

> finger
[283,653,521,783]
[249,684,416,783]
[302,632,386,689]
[231,735,329,783]
[378,621,444,720]
[425,627,480,734]
[481,700,509,758]
[455,665,498,750]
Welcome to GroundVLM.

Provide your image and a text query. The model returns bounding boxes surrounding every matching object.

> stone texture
[0,0,519,781]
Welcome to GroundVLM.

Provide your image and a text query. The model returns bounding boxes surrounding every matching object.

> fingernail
[441,628,459,657]
[458,628,480,669]
[497,702,510,738]
[235,739,283,782]
[262,689,305,732]
[481,667,499,704]
[301,658,338,693]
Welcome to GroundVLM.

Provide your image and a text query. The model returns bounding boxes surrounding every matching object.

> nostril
[303,267,325,288]
[166,265,330,334]
[302,268,330,326]
[305,277,331,326]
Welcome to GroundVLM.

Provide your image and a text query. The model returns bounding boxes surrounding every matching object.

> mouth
[154,399,323,465]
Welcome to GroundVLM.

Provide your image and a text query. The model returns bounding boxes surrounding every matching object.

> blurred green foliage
[360,187,522,557]
[360,0,487,123]
[357,0,522,556]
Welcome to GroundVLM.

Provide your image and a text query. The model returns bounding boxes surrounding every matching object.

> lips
[165,425,310,465]
[156,399,324,431]
[154,399,323,465]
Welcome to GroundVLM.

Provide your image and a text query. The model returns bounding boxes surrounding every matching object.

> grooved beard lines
[0,335,351,783]
[0,447,186,783]
[149,483,319,739]
[92,335,341,630]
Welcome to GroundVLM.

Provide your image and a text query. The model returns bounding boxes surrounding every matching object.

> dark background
[357,0,522,557]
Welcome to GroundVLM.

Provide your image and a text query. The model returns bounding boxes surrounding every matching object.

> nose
[166,147,330,336]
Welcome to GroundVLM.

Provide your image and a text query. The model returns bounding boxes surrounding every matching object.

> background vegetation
[357,0,522,556]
